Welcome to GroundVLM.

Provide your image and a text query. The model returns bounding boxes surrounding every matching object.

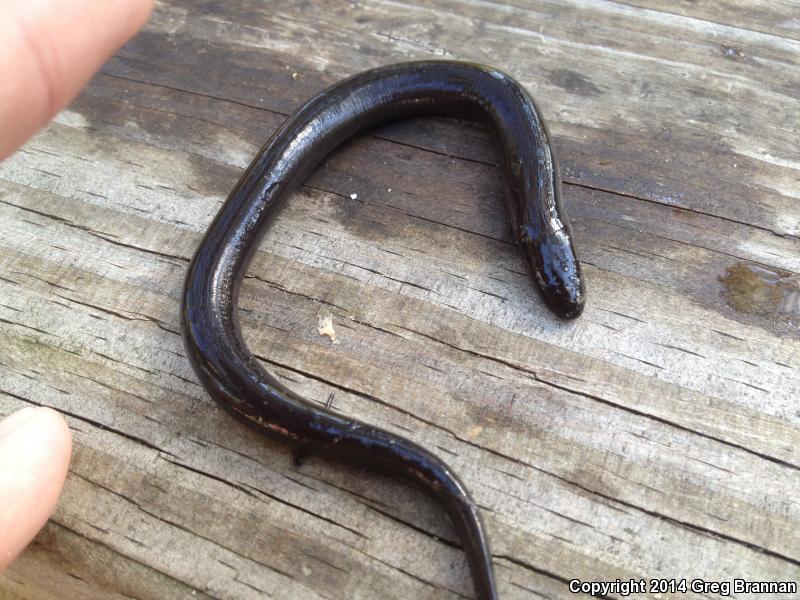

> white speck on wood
[317,312,337,343]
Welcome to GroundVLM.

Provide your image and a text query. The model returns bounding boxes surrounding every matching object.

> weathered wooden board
[1,1,798,598]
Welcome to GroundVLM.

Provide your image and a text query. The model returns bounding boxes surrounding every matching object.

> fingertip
[109,0,158,43]
[31,406,73,467]
[0,407,73,571]
[0,0,158,160]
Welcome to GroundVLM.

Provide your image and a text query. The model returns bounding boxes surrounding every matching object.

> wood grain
[1,1,798,598]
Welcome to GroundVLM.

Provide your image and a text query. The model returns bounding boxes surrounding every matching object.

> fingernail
[0,406,40,439]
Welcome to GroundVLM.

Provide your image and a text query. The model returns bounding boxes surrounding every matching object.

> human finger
[0,406,73,571]
[0,0,156,160]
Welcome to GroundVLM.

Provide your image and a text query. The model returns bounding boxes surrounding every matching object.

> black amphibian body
[181,61,585,600]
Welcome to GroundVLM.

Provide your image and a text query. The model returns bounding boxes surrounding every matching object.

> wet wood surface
[1,1,798,598]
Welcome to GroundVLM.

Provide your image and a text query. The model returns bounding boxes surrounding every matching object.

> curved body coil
[181,60,585,600]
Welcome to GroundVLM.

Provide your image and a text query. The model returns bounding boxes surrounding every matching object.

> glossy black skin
[181,61,585,600]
